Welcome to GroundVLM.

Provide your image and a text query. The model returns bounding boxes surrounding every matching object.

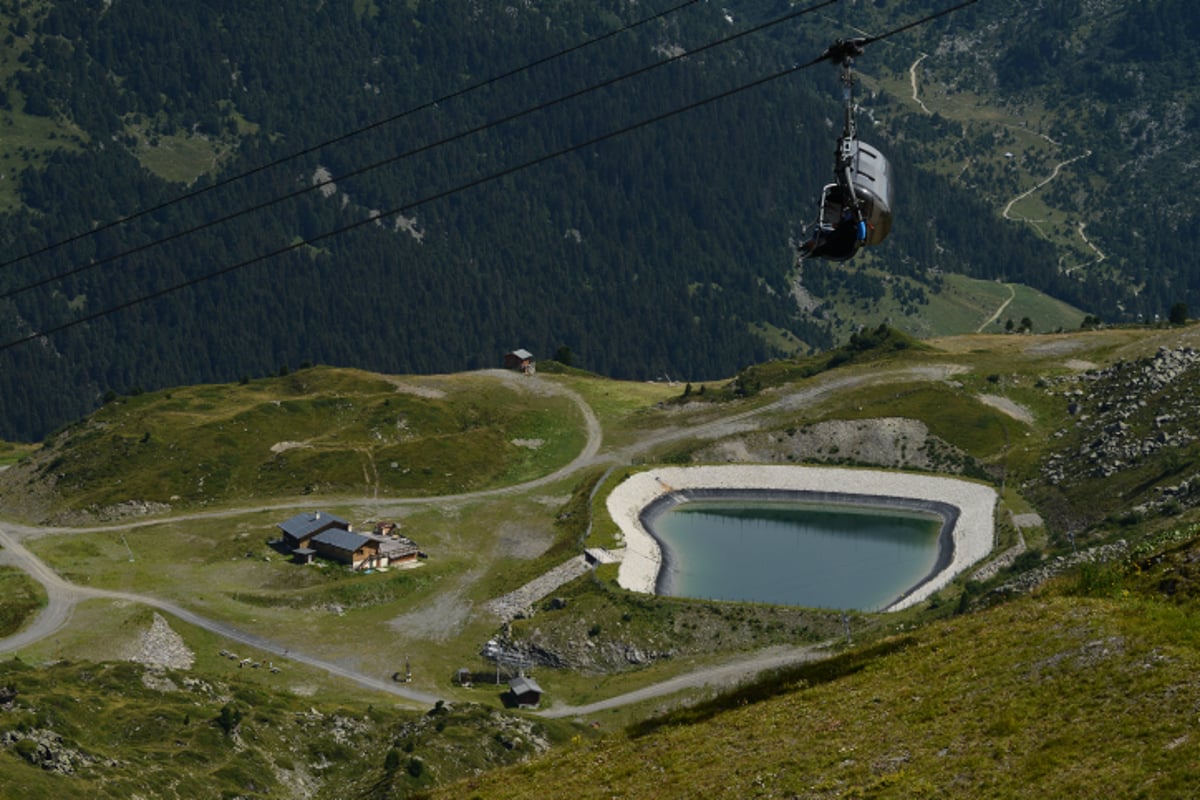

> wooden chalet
[309,529,377,570]
[278,511,420,570]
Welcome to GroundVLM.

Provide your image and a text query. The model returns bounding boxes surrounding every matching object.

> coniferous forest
[0,0,1194,441]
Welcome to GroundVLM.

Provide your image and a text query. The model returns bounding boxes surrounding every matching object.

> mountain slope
[0,0,1085,441]
[0,1,1193,445]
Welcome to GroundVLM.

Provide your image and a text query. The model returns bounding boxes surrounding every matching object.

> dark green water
[649,500,943,611]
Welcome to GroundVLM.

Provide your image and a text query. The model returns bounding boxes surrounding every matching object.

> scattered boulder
[1,728,116,774]
[1039,348,1200,505]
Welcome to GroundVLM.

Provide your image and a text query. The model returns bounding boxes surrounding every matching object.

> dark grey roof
[312,528,371,553]
[277,511,349,539]
[509,676,543,696]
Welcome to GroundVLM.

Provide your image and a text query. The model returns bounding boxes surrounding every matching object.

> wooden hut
[508,675,544,708]
[503,349,535,374]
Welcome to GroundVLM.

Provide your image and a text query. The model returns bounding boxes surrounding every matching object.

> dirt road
[540,644,829,719]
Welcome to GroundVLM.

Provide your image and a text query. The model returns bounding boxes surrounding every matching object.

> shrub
[13,738,39,762]
[1010,549,1043,573]
[216,703,242,735]
[1073,560,1127,598]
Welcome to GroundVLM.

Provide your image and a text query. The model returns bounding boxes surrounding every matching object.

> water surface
[648,499,944,611]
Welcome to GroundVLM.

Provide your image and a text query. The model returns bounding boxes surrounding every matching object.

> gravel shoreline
[606,466,997,612]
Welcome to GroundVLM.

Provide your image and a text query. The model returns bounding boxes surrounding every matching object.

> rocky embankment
[691,416,972,474]
[982,540,1130,606]
[1039,346,1200,514]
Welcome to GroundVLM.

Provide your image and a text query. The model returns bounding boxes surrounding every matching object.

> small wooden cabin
[508,675,544,708]
[503,349,535,374]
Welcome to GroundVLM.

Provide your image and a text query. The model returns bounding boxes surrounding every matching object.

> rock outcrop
[1039,347,1200,514]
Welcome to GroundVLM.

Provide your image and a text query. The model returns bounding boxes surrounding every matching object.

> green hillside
[3,324,1200,797]
[2,365,586,522]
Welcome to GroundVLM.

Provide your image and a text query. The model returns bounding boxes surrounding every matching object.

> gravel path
[540,643,828,719]
[0,368,593,704]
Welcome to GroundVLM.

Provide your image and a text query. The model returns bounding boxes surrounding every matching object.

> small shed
[508,675,544,708]
[503,349,535,374]
[374,535,420,566]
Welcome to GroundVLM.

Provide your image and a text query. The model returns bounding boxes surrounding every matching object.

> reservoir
[644,493,949,611]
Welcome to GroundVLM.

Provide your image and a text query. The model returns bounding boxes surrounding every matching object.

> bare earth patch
[388,573,478,642]
[694,417,954,471]
[1012,512,1044,528]
[380,376,446,399]
[271,441,311,454]
[977,394,1034,425]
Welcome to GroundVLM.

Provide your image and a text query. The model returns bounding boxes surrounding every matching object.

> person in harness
[799,201,868,262]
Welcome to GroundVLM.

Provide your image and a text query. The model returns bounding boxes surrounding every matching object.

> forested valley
[0,0,1192,441]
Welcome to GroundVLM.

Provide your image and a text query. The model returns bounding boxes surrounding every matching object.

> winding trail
[977,283,1016,332]
[909,53,931,114]
[903,43,1092,261]
[1070,220,1107,272]
[0,370,599,705]
[0,364,964,712]
[0,522,442,705]
[1002,150,1091,222]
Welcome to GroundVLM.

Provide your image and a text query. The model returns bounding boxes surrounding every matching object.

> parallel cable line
[0,1,984,353]
[1,0,844,302]
[0,0,704,271]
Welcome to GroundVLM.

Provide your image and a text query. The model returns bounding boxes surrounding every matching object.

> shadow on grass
[626,635,917,739]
